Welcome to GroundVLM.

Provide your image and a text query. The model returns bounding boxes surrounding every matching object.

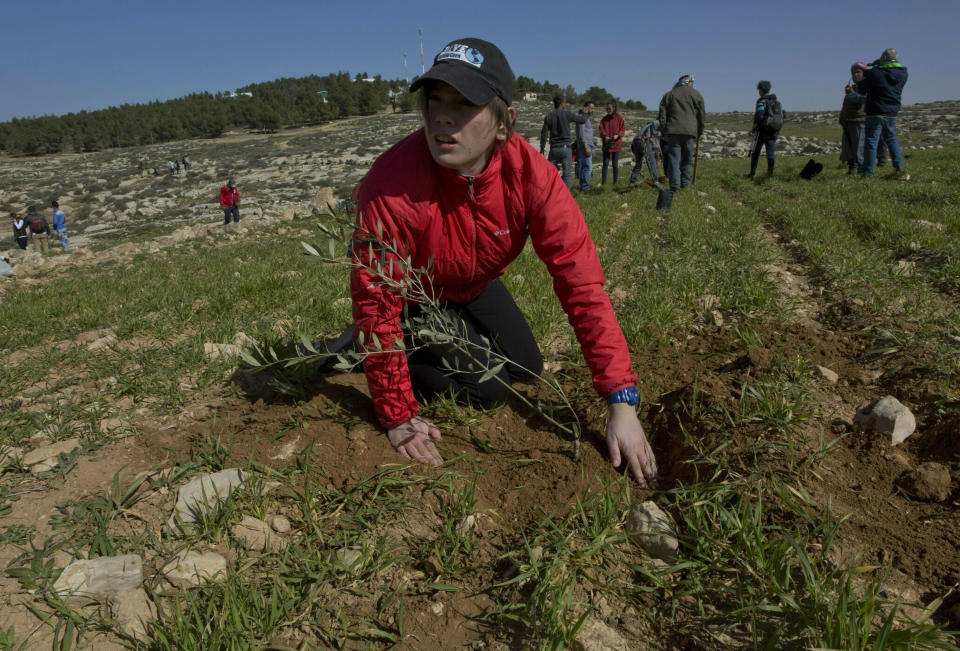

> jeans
[547,146,573,189]
[861,116,903,177]
[575,144,593,190]
[663,135,695,190]
[602,150,619,184]
[405,279,543,407]
[56,228,71,250]
[750,130,778,177]
[224,206,240,223]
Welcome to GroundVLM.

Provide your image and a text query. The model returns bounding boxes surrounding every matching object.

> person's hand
[605,403,658,487]
[387,416,443,466]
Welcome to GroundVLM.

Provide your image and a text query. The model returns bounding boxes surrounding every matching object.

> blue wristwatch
[606,386,640,406]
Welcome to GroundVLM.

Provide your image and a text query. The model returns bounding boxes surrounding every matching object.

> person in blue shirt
[51,201,71,250]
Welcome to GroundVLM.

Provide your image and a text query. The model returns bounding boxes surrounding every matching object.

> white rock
[696,294,719,311]
[21,437,81,469]
[709,309,724,327]
[853,396,916,445]
[231,515,287,552]
[268,514,291,533]
[161,549,227,586]
[816,365,839,384]
[333,546,363,569]
[110,588,157,639]
[705,205,716,214]
[167,468,247,532]
[203,342,242,360]
[625,501,678,563]
[572,617,631,651]
[53,555,142,604]
[456,514,477,536]
[0,445,23,470]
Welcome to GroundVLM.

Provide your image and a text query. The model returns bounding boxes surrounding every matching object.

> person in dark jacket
[11,212,29,250]
[540,95,587,189]
[350,37,658,486]
[24,206,51,254]
[658,75,705,191]
[749,81,786,179]
[840,63,868,174]
[856,48,908,179]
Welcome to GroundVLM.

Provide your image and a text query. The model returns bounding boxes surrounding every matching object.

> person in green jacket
[657,75,705,191]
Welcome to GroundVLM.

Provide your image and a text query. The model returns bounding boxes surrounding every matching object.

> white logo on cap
[436,44,484,68]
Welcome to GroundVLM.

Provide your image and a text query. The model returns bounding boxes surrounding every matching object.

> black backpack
[762,98,784,131]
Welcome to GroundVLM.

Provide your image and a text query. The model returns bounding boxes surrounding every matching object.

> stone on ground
[167,468,247,532]
[53,554,142,604]
[816,365,839,384]
[572,617,631,651]
[231,515,287,552]
[110,588,157,639]
[161,549,227,586]
[21,437,81,473]
[268,514,291,533]
[898,462,952,502]
[624,501,678,563]
[853,396,916,445]
[0,445,23,470]
[203,342,242,360]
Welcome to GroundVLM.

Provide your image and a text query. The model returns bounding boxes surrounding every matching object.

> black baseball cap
[410,38,514,106]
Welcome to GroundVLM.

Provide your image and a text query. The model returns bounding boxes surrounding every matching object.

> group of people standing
[10,201,70,254]
[540,97,628,192]
[137,155,191,177]
[538,47,907,192]
[839,48,909,179]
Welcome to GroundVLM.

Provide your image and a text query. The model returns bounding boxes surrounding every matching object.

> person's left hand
[605,403,659,487]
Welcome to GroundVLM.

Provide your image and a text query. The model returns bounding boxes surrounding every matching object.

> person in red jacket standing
[219,180,240,224]
[349,38,658,487]
[598,102,626,185]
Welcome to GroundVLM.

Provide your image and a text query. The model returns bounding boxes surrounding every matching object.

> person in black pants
[749,80,785,179]
[404,279,542,406]
[11,212,30,250]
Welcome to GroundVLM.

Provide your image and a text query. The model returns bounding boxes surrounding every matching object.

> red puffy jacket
[352,129,637,428]
[219,186,239,208]
[599,113,626,152]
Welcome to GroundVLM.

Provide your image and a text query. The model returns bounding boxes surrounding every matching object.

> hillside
[0,101,958,649]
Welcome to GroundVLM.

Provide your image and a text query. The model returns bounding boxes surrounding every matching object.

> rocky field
[0,100,958,649]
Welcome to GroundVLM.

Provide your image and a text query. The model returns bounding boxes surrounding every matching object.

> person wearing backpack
[51,200,71,250]
[11,212,30,250]
[24,206,51,254]
[749,80,785,179]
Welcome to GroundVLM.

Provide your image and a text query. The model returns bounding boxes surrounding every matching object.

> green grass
[1,146,958,649]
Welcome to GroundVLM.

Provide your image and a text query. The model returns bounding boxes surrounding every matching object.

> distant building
[523,92,538,102]
[317,91,328,104]
[225,91,253,99]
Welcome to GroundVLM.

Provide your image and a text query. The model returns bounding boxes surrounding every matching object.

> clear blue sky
[1,0,955,122]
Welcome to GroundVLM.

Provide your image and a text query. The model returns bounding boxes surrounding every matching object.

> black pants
[223,206,240,224]
[404,279,543,408]
[15,237,28,250]
[750,129,778,176]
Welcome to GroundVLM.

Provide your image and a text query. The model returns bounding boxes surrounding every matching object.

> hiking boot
[893,167,910,181]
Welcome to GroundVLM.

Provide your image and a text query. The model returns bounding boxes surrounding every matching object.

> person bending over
[350,38,658,486]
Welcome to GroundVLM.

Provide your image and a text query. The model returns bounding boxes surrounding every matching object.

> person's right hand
[387,416,443,466]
